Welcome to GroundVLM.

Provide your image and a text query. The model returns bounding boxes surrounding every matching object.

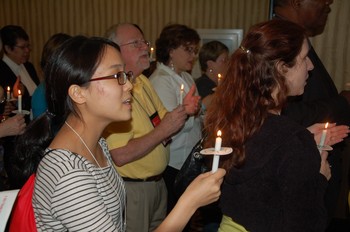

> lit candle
[150,47,154,61]
[217,74,222,86]
[18,90,22,113]
[6,86,11,101]
[179,84,184,105]
[212,130,222,173]
[319,122,329,151]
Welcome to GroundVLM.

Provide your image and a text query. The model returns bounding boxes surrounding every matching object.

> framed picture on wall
[196,29,243,54]
[192,29,243,79]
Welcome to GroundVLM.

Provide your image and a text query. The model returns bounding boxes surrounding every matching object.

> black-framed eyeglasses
[183,46,199,55]
[120,39,151,48]
[89,71,134,85]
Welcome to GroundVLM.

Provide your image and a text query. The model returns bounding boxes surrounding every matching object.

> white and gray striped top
[33,138,126,232]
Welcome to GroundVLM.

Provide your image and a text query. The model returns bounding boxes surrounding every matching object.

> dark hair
[156,24,200,64]
[13,36,120,184]
[40,33,72,70]
[0,25,29,53]
[199,40,229,72]
[204,19,306,170]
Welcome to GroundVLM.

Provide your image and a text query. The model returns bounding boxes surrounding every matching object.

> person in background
[31,33,72,119]
[273,0,350,227]
[0,25,39,189]
[104,23,200,232]
[205,19,330,232]
[0,84,26,190]
[0,25,40,111]
[12,35,225,231]
[196,40,229,111]
[149,24,202,219]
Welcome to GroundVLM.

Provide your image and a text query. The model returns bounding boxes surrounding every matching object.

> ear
[207,60,215,70]
[4,45,12,54]
[68,84,86,105]
[276,60,289,75]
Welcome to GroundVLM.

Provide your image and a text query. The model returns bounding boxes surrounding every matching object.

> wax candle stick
[318,122,328,152]
[179,84,184,105]
[18,90,22,113]
[150,47,154,61]
[217,74,222,86]
[6,86,11,101]
[212,130,222,173]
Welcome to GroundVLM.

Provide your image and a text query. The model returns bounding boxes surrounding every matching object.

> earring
[170,60,175,71]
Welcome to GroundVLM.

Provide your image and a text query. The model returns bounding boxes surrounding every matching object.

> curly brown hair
[204,19,306,171]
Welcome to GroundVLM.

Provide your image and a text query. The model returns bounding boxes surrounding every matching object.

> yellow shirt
[103,74,169,179]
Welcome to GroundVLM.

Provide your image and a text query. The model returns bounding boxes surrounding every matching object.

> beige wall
[1,0,349,91]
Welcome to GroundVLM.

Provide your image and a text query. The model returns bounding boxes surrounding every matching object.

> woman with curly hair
[204,19,330,232]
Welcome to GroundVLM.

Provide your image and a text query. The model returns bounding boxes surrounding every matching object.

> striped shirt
[33,138,126,231]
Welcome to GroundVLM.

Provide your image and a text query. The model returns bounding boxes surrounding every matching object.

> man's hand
[183,85,201,116]
[158,105,187,137]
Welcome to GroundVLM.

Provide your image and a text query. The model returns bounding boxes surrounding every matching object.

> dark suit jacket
[0,60,40,111]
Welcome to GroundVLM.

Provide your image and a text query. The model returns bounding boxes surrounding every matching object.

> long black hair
[13,36,120,186]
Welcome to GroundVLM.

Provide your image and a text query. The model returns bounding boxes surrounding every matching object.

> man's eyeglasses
[15,44,31,50]
[120,39,150,48]
[89,71,134,85]
[183,46,199,55]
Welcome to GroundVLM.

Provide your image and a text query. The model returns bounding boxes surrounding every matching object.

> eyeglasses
[14,44,31,50]
[89,71,134,85]
[183,46,199,55]
[120,39,151,48]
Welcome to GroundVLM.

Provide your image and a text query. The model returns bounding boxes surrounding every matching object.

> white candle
[6,86,11,101]
[217,74,222,86]
[319,122,328,151]
[18,90,22,113]
[212,130,222,173]
[150,47,154,60]
[179,84,184,105]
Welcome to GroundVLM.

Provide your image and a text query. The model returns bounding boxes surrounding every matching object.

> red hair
[204,19,306,170]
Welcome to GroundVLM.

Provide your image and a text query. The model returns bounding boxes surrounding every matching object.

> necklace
[65,121,126,231]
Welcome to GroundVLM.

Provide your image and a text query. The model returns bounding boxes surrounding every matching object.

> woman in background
[205,20,330,232]
[31,33,71,119]
[149,24,202,215]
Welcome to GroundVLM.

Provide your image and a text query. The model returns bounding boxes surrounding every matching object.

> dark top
[282,42,350,127]
[195,74,216,99]
[220,114,328,232]
[0,60,40,111]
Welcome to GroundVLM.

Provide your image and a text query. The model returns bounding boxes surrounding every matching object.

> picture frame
[196,29,243,54]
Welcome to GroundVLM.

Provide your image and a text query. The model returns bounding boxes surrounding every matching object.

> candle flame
[180,84,184,91]
[325,122,329,129]
[151,47,154,52]
[18,90,21,95]
[217,130,222,137]
[218,74,222,78]
[7,86,10,91]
